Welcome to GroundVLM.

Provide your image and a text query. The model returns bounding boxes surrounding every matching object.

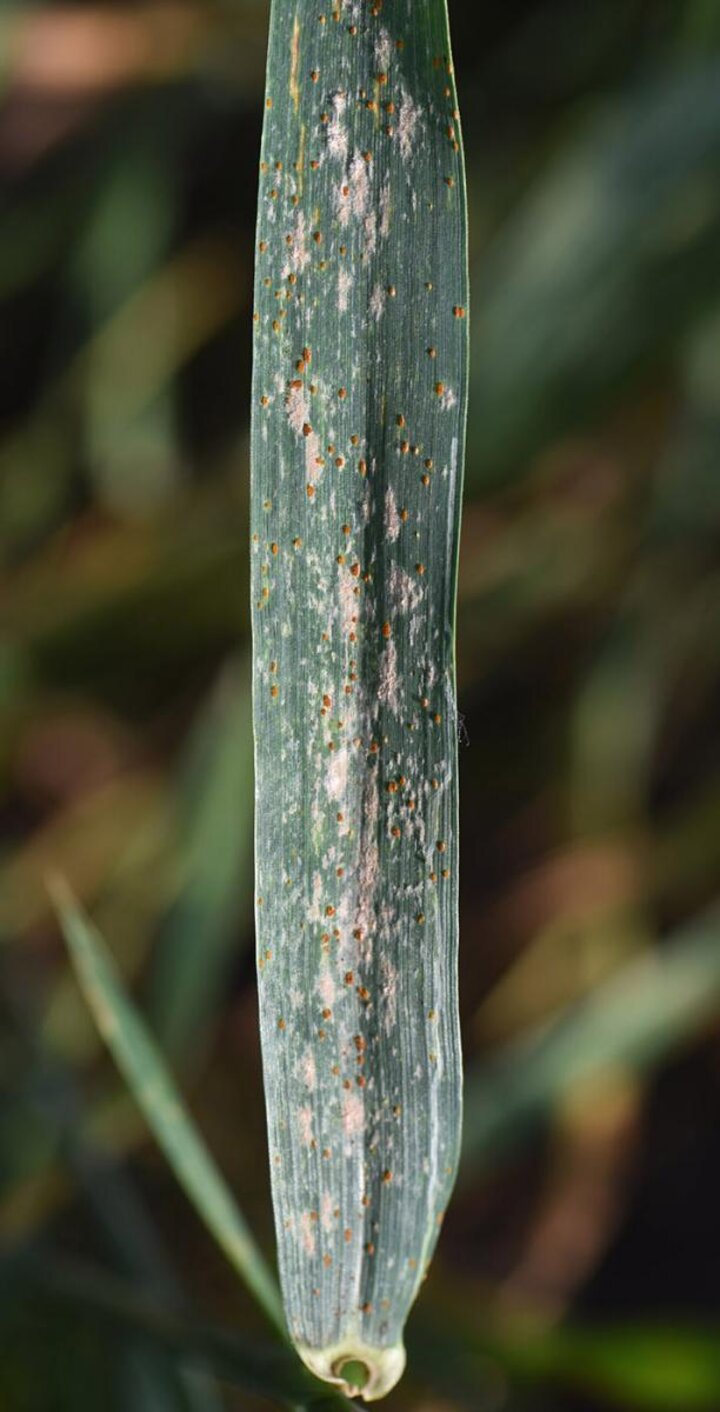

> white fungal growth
[281,210,310,277]
[300,1048,317,1092]
[440,387,457,411]
[339,563,359,634]
[379,177,392,238]
[337,266,352,312]
[363,211,377,263]
[300,1212,316,1257]
[342,1091,365,1137]
[326,745,350,801]
[336,153,370,227]
[355,831,380,939]
[327,91,349,164]
[378,638,401,715]
[380,957,399,1035]
[308,871,324,923]
[384,487,401,541]
[321,1192,335,1232]
[298,1106,315,1147]
[285,382,309,436]
[390,562,423,615]
[370,283,386,321]
[349,153,370,218]
[318,971,336,1009]
[397,89,422,163]
[374,28,392,72]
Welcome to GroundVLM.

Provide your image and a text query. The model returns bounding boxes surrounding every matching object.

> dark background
[2,2,720,1409]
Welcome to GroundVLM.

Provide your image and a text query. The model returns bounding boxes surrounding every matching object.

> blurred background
[2,1,720,1409]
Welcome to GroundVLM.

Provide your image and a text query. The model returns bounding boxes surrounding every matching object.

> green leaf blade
[251,1,468,1399]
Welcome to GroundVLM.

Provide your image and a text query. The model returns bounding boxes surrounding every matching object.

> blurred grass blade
[148,656,255,1058]
[52,881,285,1336]
[469,61,720,485]
[410,1308,720,1412]
[20,1257,353,1411]
[462,905,720,1175]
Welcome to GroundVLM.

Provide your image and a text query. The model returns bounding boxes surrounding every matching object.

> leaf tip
[296,1339,406,1402]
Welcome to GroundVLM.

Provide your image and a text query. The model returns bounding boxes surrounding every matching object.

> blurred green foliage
[2,2,720,1409]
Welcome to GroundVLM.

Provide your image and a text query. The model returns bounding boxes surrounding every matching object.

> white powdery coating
[300,1211,316,1257]
[355,797,380,937]
[338,563,358,634]
[440,387,457,411]
[380,956,399,1035]
[390,562,423,615]
[335,153,370,227]
[363,211,377,263]
[321,1192,335,1232]
[281,210,310,277]
[318,971,336,1008]
[384,487,401,541]
[285,382,309,435]
[398,89,422,162]
[285,385,321,479]
[327,91,348,164]
[349,153,370,218]
[342,1091,365,1137]
[337,266,352,312]
[379,177,392,238]
[297,1106,315,1147]
[370,283,386,321]
[378,637,401,714]
[326,745,350,801]
[300,1048,316,1093]
[374,27,392,72]
[307,870,323,924]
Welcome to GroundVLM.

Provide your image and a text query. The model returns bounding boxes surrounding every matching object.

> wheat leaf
[251,0,468,1399]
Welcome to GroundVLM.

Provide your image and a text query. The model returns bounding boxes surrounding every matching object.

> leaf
[52,881,286,1337]
[250,0,468,1398]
